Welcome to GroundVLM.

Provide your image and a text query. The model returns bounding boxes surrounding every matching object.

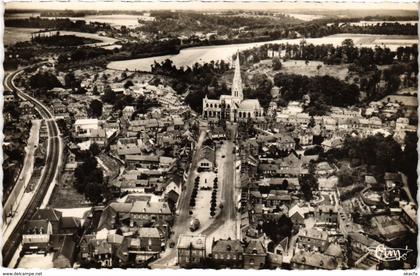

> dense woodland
[74,147,106,204]
[239,41,418,108]
[291,22,417,38]
[273,74,360,115]
[140,11,303,37]
[321,132,418,202]
[150,59,233,113]
[32,34,99,47]
[241,41,417,67]
[5,17,112,33]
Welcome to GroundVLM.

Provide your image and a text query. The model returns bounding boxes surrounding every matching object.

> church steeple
[231,51,243,101]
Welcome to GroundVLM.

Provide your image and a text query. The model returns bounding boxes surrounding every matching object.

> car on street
[190,218,200,232]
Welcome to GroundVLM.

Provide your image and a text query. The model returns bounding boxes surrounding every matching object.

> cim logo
[369,244,413,261]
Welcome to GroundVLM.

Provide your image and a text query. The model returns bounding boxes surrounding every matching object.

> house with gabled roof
[243,240,267,269]
[129,200,172,227]
[291,250,338,270]
[197,145,215,171]
[296,228,329,253]
[211,238,244,268]
[177,235,207,268]
[22,220,53,253]
[32,208,63,233]
[288,204,306,226]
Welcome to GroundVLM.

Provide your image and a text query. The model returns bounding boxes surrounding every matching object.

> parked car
[189,218,200,232]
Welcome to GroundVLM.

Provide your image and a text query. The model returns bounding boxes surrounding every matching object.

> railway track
[2,69,61,267]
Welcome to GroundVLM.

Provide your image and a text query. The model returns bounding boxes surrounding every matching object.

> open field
[287,13,325,21]
[251,59,351,81]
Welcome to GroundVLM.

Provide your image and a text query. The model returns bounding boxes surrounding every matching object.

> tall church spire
[231,51,243,100]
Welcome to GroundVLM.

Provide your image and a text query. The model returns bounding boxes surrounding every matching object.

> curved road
[2,69,61,267]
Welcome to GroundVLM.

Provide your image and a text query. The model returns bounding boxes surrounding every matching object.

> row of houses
[177,235,268,269]
[176,228,390,270]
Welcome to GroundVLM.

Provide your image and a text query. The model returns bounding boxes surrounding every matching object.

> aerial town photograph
[1,0,418,273]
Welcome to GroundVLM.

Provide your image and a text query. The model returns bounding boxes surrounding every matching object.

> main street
[150,130,207,268]
[151,126,240,268]
[2,69,63,267]
[202,140,237,236]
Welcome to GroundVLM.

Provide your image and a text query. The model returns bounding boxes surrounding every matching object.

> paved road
[3,120,40,218]
[202,141,236,236]
[150,130,206,267]
[2,69,62,267]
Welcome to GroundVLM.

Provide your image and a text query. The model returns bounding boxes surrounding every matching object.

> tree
[101,86,116,104]
[29,71,62,90]
[85,182,104,204]
[124,80,134,89]
[316,64,322,75]
[64,71,77,88]
[262,215,293,244]
[308,116,316,128]
[342,39,355,49]
[280,179,289,190]
[337,166,354,187]
[299,174,318,201]
[189,198,196,207]
[92,85,99,95]
[89,142,101,156]
[272,57,282,70]
[89,99,103,118]
[74,152,104,202]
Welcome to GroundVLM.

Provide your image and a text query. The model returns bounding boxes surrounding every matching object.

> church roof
[238,99,261,110]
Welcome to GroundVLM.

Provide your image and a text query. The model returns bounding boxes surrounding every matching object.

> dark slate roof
[244,240,266,255]
[292,251,338,269]
[61,217,81,229]
[212,239,243,254]
[198,145,215,164]
[24,219,50,234]
[32,208,62,222]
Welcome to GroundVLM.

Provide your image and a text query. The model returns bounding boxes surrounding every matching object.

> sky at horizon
[5,0,419,12]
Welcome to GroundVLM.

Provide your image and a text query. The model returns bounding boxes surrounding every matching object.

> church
[202,52,264,123]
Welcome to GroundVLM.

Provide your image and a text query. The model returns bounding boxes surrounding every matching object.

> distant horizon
[5,0,419,12]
